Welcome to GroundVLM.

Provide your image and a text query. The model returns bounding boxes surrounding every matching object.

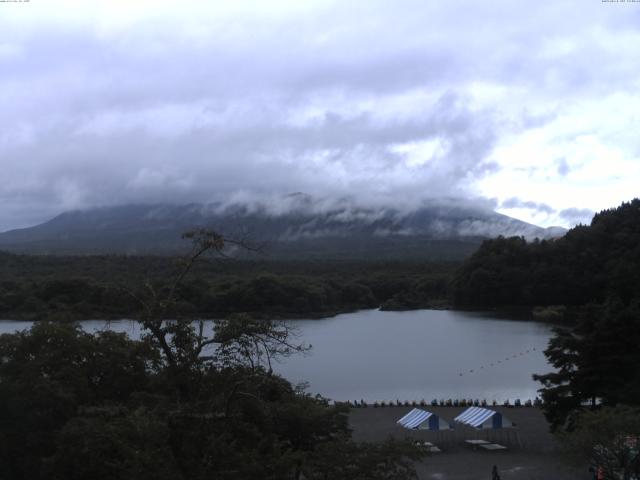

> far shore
[0,304,568,323]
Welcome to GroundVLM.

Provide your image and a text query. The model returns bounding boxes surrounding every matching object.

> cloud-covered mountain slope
[0,198,565,259]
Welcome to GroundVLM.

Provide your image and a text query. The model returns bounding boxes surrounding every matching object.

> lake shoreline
[0,307,364,322]
[0,305,566,323]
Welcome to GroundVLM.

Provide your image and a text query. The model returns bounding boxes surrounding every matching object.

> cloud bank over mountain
[0,0,637,231]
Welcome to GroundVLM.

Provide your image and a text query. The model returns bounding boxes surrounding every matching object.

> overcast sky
[1,0,639,231]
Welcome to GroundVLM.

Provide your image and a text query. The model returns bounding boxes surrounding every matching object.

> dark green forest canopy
[0,254,456,320]
[533,300,640,430]
[451,198,640,309]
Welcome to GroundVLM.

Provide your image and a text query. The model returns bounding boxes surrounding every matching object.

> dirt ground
[349,406,588,480]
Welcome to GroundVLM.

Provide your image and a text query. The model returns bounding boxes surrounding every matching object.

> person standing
[492,465,500,480]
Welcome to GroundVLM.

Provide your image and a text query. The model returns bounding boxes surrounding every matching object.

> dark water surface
[0,309,554,402]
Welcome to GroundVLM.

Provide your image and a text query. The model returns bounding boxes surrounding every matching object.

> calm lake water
[0,309,554,402]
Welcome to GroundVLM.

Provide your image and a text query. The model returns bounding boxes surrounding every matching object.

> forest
[451,199,640,309]
[0,253,453,321]
[3,200,639,324]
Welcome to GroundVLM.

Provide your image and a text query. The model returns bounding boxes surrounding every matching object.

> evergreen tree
[534,302,640,430]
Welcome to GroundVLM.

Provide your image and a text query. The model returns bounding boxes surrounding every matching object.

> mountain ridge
[0,199,566,259]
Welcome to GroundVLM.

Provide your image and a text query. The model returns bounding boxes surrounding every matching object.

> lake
[0,309,554,402]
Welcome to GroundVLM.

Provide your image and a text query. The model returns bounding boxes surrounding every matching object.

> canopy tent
[454,407,513,429]
[397,408,452,431]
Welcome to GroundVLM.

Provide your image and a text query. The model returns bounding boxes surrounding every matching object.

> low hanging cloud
[500,197,556,215]
[0,73,502,229]
[1,1,638,231]
[559,207,595,225]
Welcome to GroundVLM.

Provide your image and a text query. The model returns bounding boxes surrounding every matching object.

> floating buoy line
[458,347,538,376]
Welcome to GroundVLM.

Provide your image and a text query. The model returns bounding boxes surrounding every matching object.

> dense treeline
[0,253,455,320]
[533,300,640,430]
[451,199,640,308]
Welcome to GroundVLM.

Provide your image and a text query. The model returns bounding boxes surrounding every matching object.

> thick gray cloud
[559,208,595,225]
[501,198,556,215]
[0,0,638,231]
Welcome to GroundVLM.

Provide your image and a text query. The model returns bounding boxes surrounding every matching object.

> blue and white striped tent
[397,408,451,431]
[454,407,513,429]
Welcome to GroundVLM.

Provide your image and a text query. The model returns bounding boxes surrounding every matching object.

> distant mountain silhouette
[0,197,565,259]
